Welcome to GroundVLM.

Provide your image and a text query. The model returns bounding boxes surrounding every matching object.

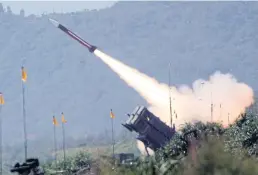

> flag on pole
[0,93,4,105]
[53,116,58,126]
[21,67,27,82]
[110,109,115,119]
[61,113,67,123]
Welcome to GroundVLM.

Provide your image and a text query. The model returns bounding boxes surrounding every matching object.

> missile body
[49,18,97,53]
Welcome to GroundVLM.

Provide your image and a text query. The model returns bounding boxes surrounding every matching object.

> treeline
[0,3,25,17]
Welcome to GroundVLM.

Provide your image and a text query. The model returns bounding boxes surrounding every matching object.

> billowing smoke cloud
[93,49,254,154]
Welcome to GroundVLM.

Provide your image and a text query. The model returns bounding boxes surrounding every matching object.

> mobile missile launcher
[122,106,176,154]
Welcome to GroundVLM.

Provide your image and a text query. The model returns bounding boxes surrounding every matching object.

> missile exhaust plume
[93,49,254,154]
[94,49,254,126]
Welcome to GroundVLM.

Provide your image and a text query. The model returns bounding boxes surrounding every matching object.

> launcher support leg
[145,146,150,157]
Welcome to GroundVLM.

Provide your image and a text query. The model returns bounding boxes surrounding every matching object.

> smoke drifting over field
[93,49,254,154]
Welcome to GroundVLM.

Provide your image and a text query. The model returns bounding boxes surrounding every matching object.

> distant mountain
[0,1,257,149]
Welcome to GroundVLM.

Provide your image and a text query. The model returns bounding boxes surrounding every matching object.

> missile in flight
[49,18,97,53]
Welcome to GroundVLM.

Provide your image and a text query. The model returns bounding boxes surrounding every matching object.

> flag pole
[112,118,114,158]
[21,66,28,161]
[228,113,230,126]
[211,92,213,122]
[0,93,4,175]
[61,113,66,171]
[53,116,57,172]
[168,63,173,129]
[220,103,222,119]
[110,109,115,166]
[0,103,2,175]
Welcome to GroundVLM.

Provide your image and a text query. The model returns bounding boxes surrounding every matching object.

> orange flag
[61,112,67,123]
[21,66,27,82]
[110,109,115,119]
[53,116,58,126]
[0,93,4,105]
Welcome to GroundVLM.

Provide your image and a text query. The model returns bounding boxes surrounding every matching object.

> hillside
[0,1,257,153]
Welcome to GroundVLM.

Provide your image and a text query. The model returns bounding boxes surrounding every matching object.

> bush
[224,112,258,156]
[43,151,91,174]
[180,138,258,175]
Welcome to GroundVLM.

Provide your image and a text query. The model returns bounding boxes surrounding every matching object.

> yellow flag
[21,66,27,82]
[0,93,4,105]
[110,109,115,119]
[61,113,67,123]
[53,116,58,126]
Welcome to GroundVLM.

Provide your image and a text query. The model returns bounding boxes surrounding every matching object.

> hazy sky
[1,1,116,16]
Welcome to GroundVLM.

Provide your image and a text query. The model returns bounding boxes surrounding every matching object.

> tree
[6,6,12,14]
[20,9,25,17]
[0,3,4,13]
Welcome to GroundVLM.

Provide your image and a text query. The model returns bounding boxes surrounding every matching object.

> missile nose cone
[49,18,59,27]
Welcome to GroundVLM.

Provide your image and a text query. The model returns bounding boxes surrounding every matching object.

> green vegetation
[43,151,92,174]
[128,110,258,175]
[43,108,258,174]
[42,139,139,174]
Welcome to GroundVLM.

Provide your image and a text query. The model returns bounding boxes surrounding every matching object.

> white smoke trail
[93,49,254,154]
